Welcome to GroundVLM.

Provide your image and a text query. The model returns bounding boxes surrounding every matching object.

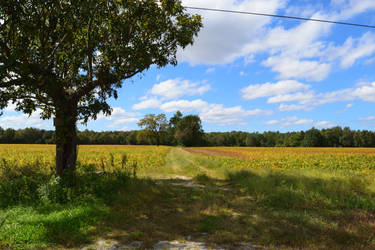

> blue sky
[2,0,375,132]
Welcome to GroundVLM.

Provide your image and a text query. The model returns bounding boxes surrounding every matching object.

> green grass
[1,147,374,249]
[0,202,109,249]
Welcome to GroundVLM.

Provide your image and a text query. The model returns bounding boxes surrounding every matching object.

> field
[1,145,375,249]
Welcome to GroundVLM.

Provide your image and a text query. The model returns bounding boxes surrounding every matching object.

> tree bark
[54,103,78,177]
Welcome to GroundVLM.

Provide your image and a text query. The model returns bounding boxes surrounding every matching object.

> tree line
[1,112,375,147]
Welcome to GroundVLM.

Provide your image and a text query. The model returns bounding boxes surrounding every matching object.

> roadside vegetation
[1,145,374,249]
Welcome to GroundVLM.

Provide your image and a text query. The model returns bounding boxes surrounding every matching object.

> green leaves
[0,0,202,122]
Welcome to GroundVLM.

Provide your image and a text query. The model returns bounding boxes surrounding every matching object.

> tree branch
[73,68,142,100]
[87,2,104,85]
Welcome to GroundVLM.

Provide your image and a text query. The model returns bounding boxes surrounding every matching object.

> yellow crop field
[2,145,375,177]
[186,147,375,174]
[0,144,171,178]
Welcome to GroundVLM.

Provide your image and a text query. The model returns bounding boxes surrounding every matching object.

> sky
[2,0,375,133]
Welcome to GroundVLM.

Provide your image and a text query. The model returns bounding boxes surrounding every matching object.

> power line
[184,6,375,29]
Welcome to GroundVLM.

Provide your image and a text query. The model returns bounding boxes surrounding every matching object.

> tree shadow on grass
[98,171,375,249]
[1,171,375,249]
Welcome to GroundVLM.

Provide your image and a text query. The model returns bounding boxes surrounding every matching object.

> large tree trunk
[54,103,78,177]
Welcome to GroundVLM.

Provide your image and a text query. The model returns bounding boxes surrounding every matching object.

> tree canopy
[0,0,202,175]
[175,115,204,146]
[137,113,168,145]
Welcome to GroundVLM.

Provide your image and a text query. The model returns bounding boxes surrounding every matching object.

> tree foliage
[137,113,168,145]
[174,115,203,146]
[0,0,202,175]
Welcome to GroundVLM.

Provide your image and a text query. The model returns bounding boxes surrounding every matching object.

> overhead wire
[184,6,375,29]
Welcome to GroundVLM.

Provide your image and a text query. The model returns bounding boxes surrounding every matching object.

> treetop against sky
[2,0,375,133]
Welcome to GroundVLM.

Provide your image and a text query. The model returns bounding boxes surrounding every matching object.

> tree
[137,114,168,146]
[175,115,203,146]
[168,111,183,145]
[302,128,324,147]
[0,1,202,176]
[339,127,354,147]
[246,133,260,147]
[322,126,342,147]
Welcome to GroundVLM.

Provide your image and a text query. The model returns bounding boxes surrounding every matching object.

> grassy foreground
[0,145,374,249]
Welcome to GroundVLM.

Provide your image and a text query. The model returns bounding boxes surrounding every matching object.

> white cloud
[269,88,354,109]
[153,98,272,125]
[265,117,313,127]
[179,0,375,81]
[262,57,332,81]
[249,80,375,112]
[179,0,286,65]
[264,120,279,125]
[97,107,140,127]
[3,103,17,112]
[200,105,272,125]
[327,32,375,69]
[241,80,310,100]
[315,121,336,128]
[351,82,375,102]
[268,91,315,104]
[0,109,52,130]
[160,99,208,113]
[278,104,312,112]
[332,0,375,20]
[132,98,161,110]
[150,79,210,100]
[281,117,313,127]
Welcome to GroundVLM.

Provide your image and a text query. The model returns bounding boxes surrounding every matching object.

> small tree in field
[137,114,168,146]
[0,1,202,176]
[175,115,203,146]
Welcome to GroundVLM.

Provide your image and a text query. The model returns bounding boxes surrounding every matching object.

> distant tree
[0,127,4,143]
[288,132,304,147]
[339,127,354,147]
[138,114,168,146]
[126,131,138,145]
[322,126,342,147]
[262,132,277,147]
[212,133,226,146]
[353,131,363,147]
[168,111,183,145]
[169,111,183,128]
[175,115,203,146]
[0,1,202,176]
[136,129,153,145]
[302,128,324,147]
[246,134,260,147]
[2,128,15,143]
